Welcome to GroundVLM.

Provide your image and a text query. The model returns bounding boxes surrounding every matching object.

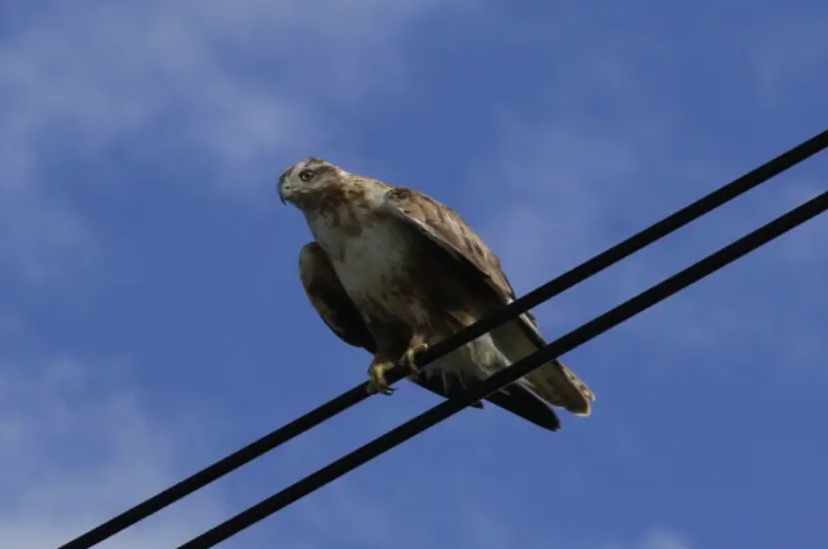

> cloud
[0,184,97,285]
[0,356,226,549]
[635,530,692,549]
[466,17,827,360]
[471,117,645,287]
[0,0,455,284]
[742,7,828,106]
[262,466,692,549]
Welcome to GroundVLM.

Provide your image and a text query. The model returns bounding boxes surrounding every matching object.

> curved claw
[401,342,429,373]
[367,361,396,396]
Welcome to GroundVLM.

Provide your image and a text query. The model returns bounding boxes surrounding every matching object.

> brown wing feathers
[299,242,375,352]
[381,186,595,416]
[297,241,564,429]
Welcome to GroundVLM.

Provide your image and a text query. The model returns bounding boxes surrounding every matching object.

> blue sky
[1,2,826,549]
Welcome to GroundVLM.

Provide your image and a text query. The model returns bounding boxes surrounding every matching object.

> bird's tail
[521,358,595,416]
[491,314,596,416]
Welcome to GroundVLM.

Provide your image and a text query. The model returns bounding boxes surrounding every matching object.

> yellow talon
[367,361,395,396]
[401,342,429,373]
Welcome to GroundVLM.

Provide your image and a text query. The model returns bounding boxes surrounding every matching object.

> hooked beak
[277,171,289,205]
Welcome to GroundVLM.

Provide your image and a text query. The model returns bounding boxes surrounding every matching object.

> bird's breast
[310,215,417,311]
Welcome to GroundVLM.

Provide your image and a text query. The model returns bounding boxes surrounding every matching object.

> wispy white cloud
[0,184,97,285]
[468,29,827,362]
[471,118,646,287]
[267,468,692,549]
[632,530,692,549]
[0,0,457,283]
[742,7,828,106]
[0,356,226,549]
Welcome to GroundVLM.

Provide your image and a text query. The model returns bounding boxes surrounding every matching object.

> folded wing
[298,241,562,430]
[381,186,595,416]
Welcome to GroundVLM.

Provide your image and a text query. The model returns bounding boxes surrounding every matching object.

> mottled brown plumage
[279,157,595,431]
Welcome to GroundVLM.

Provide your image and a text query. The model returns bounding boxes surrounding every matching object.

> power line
[56,127,828,549]
[178,189,828,549]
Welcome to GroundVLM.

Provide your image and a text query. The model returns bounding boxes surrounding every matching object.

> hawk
[278,158,595,431]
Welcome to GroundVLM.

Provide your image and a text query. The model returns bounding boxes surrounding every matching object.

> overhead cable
[58,128,828,549]
[178,190,828,549]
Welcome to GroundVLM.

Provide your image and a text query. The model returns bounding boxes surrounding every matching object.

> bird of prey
[278,157,595,431]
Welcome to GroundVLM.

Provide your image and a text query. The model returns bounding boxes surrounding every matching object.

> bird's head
[278,157,349,209]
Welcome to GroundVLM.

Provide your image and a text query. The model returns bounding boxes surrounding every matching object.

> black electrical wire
[56,127,828,549]
[177,189,828,549]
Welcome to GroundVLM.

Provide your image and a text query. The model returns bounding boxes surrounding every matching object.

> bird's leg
[400,333,430,375]
[367,355,397,396]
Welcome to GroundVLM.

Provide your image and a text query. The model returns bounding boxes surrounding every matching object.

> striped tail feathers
[523,358,595,416]
[492,312,596,417]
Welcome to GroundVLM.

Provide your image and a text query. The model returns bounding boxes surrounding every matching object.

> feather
[382,186,595,415]
[298,241,565,429]
[283,157,595,431]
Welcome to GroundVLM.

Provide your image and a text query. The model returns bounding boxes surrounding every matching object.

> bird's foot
[400,342,429,374]
[367,360,396,396]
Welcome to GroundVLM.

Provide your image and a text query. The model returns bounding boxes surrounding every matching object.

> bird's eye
[298,169,314,182]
